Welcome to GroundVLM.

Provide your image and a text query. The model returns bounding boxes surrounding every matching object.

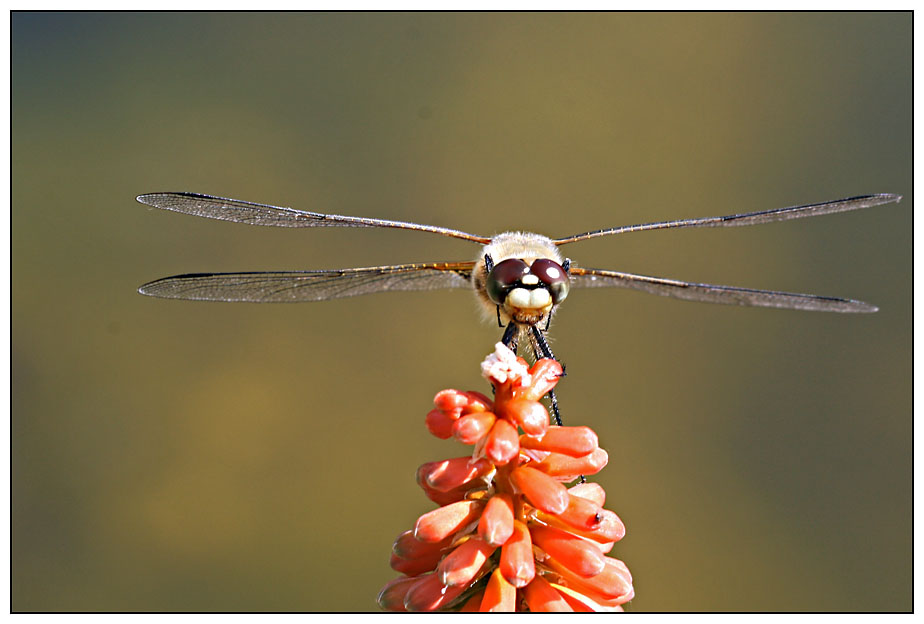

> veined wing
[554,194,901,245]
[136,192,491,244]
[568,267,877,313]
[138,262,475,303]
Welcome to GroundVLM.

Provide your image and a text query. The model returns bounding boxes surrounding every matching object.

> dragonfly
[137,191,900,414]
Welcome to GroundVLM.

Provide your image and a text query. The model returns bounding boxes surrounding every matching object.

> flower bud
[499,520,535,587]
[530,524,606,577]
[504,399,549,436]
[481,567,517,612]
[452,410,496,444]
[414,499,484,543]
[403,572,469,611]
[377,576,418,611]
[535,448,608,479]
[483,418,520,465]
[523,575,574,612]
[478,493,514,547]
[417,456,493,492]
[520,425,598,457]
[436,537,496,587]
[510,465,569,514]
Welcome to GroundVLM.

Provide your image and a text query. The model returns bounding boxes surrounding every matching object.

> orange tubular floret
[419,480,475,506]
[499,519,535,588]
[377,576,418,611]
[530,524,606,578]
[522,574,574,612]
[460,589,486,612]
[541,491,602,531]
[510,465,570,515]
[545,556,633,604]
[414,499,484,543]
[389,550,442,577]
[403,572,469,611]
[521,359,564,400]
[436,537,496,587]
[478,493,515,547]
[417,456,493,492]
[392,530,452,559]
[552,582,624,612]
[452,411,497,444]
[481,568,517,612]
[433,388,471,412]
[502,399,549,436]
[483,418,520,465]
[538,507,626,545]
[461,390,493,412]
[425,408,456,439]
[535,448,609,479]
[568,481,606,506]
[520,426,598,457]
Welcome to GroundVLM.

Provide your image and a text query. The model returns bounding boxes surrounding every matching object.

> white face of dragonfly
[471,232,571,327]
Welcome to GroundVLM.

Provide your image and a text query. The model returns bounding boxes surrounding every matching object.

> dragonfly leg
[528,326,563,427]
[528,326,584,482]
[500,321,519,354]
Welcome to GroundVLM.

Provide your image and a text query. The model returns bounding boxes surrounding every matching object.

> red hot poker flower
[378,343,633,612]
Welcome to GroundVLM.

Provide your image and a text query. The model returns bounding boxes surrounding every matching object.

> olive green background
[12,12,911,612]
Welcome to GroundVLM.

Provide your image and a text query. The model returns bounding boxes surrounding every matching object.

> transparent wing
[554,194,901,245]
[136,192,491,244]
[138,262,475,303]
[568,267,877,313]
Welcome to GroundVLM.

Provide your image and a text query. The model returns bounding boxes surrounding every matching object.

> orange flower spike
[436,537,496,587]
[482,418,520,465]
[510,465,570,515]
[522,575,574,612]
[414,499,484,543]
[403,572,469,612]
[502,399,549,436]
[535,448,609,479]
[481,567,518,612]
[417,456,493,492]
[530,524,606,578]
[499,519,536,587]
[478,493,515,547]
[451,411,497,445]
[376,576,418,611]
[520,425,598,457]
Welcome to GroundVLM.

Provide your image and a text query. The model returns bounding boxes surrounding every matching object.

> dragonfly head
[473,232,570,327]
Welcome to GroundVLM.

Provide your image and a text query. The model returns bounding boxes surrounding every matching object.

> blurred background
[12,12,911,612]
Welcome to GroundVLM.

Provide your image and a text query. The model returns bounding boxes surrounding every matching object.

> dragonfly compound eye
[486,258,531,305]
[530,258,570,304]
